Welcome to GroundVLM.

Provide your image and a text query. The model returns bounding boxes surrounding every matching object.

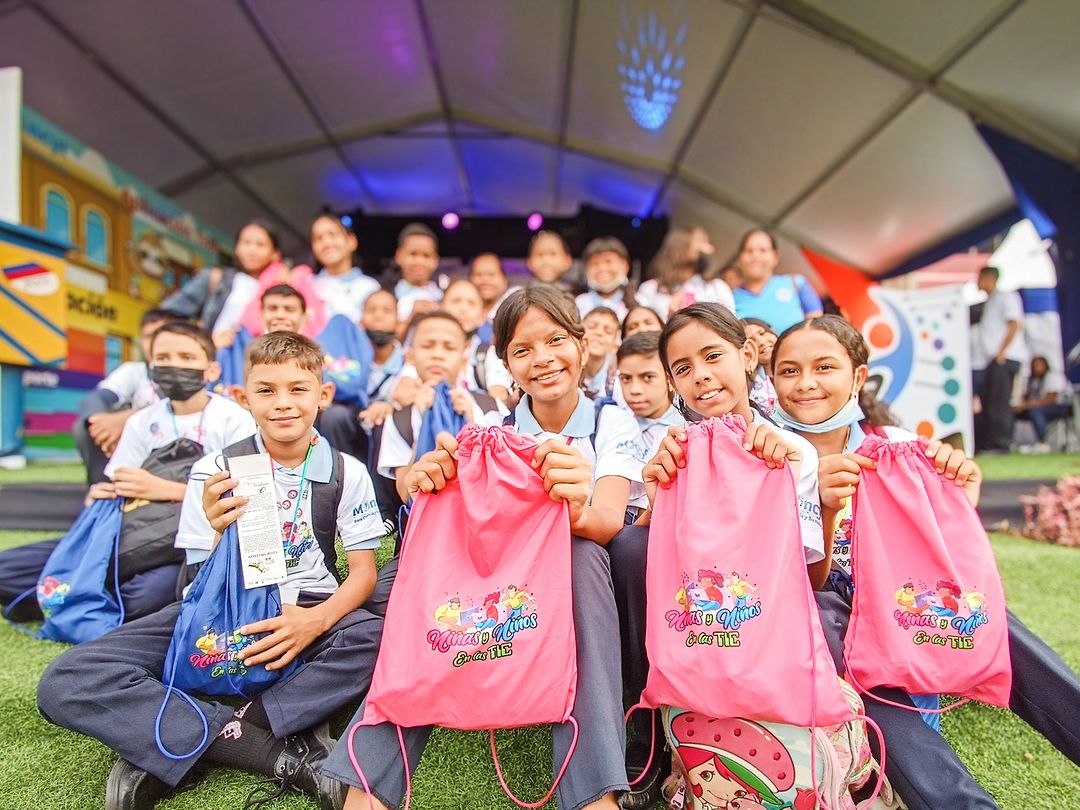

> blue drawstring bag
[213,326,252,395]
[162,522,299,698]
[31,499,125,643]
[318,314,374,409]
[156,522,300,760]
[415,381,467,461]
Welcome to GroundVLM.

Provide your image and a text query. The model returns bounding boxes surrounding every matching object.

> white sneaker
[1033,442,1052,454]
[0,454,26,470]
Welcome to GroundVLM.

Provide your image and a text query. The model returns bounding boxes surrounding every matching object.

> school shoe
[619,739,669,809]
[243,721,346,810]
[105,758,207,810]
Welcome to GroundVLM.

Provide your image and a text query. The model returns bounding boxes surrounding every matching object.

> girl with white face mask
[770,314,1080,810]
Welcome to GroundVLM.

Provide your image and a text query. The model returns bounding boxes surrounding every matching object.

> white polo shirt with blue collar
[176,429,385,603]
[512,390,644,487]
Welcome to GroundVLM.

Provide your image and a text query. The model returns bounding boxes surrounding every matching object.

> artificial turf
[0,531,1077,809]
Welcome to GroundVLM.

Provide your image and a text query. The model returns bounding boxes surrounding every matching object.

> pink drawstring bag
[639,414,853,727]
[845,436,1012,708]
[348,424,578,808]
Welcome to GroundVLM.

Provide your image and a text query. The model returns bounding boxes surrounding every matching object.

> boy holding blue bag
[38,332,392,810]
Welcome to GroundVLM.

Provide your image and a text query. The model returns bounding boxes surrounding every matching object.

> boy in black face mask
[0,322,255,623]
[99,322,255,495]
[358,289,405,428]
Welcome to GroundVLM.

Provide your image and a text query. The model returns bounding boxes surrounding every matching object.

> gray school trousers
[816,589,1080,810]
[321,538,629,810]
[606,525,1080,810]
[36,559,398,787]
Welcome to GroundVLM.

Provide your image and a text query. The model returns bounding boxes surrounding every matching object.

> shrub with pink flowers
[1021,475,1080,547]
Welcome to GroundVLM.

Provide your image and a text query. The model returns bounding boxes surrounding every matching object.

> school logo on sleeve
[427,584,540,668]
[667,568,763,648]
[893,577,989,648]
[189,626,255,679]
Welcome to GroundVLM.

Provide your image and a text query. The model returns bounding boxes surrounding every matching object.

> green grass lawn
[975,452,1080,482]
[0,531,1077,809]
[0,463,87,485]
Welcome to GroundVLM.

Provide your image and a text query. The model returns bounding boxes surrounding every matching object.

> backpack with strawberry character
[660,679,905,810]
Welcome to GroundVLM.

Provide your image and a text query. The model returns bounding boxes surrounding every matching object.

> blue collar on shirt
[513,390,595,438]
[253,429,333,483]
[395,279,436,296]
[637,403,684,431]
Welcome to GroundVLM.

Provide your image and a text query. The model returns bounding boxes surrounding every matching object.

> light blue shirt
[733,274,822,334]
[513,390,596,438]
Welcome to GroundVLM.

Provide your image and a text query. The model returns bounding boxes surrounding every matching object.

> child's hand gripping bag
[414,380,468,462]
[350,424,577,806]
[845,436,1012,708]
[641,414,852,728]
[161,522,300,699]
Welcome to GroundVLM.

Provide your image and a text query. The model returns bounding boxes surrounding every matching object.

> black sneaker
[243,721,346,810]
[620,739,669,809]
[105,759,206,810]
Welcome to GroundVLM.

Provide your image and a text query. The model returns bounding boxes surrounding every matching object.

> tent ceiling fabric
[2,0,1077,274]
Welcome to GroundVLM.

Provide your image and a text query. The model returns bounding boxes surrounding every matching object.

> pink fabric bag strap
[345,717,579,810]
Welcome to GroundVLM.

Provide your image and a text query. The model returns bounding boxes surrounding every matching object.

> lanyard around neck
[166,398,209,443]
[266,441,314,542]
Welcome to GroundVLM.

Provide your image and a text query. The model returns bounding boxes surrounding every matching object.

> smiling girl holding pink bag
[323,286,646,810]
[607,303,834,807]
[769,315,1080,810]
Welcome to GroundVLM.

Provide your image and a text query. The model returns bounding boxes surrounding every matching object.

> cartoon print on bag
[831,517,853,573]
[893,576,989,646]
[668,568,763,645]
[324,355,360,384]
[427,584,540,668]
[190,626,255,678]
[37,576,71,618]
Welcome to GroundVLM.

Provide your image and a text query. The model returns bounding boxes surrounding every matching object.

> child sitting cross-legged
[37,331,393,810]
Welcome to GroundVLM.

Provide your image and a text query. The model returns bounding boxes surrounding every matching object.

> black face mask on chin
[366,329,397,347]
[151,366,207,401]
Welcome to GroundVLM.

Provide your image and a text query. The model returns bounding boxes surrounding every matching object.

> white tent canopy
[3,0,1078,274]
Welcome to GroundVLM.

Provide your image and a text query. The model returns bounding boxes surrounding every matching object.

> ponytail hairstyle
[658,303,757,420]
[771,314,897,426]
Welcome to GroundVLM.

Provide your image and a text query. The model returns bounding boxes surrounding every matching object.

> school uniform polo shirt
[176,429,385,603]
[104,395,255,478]
[748,410,825,563]
[314,267,380,323]
[512,390,643,487]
